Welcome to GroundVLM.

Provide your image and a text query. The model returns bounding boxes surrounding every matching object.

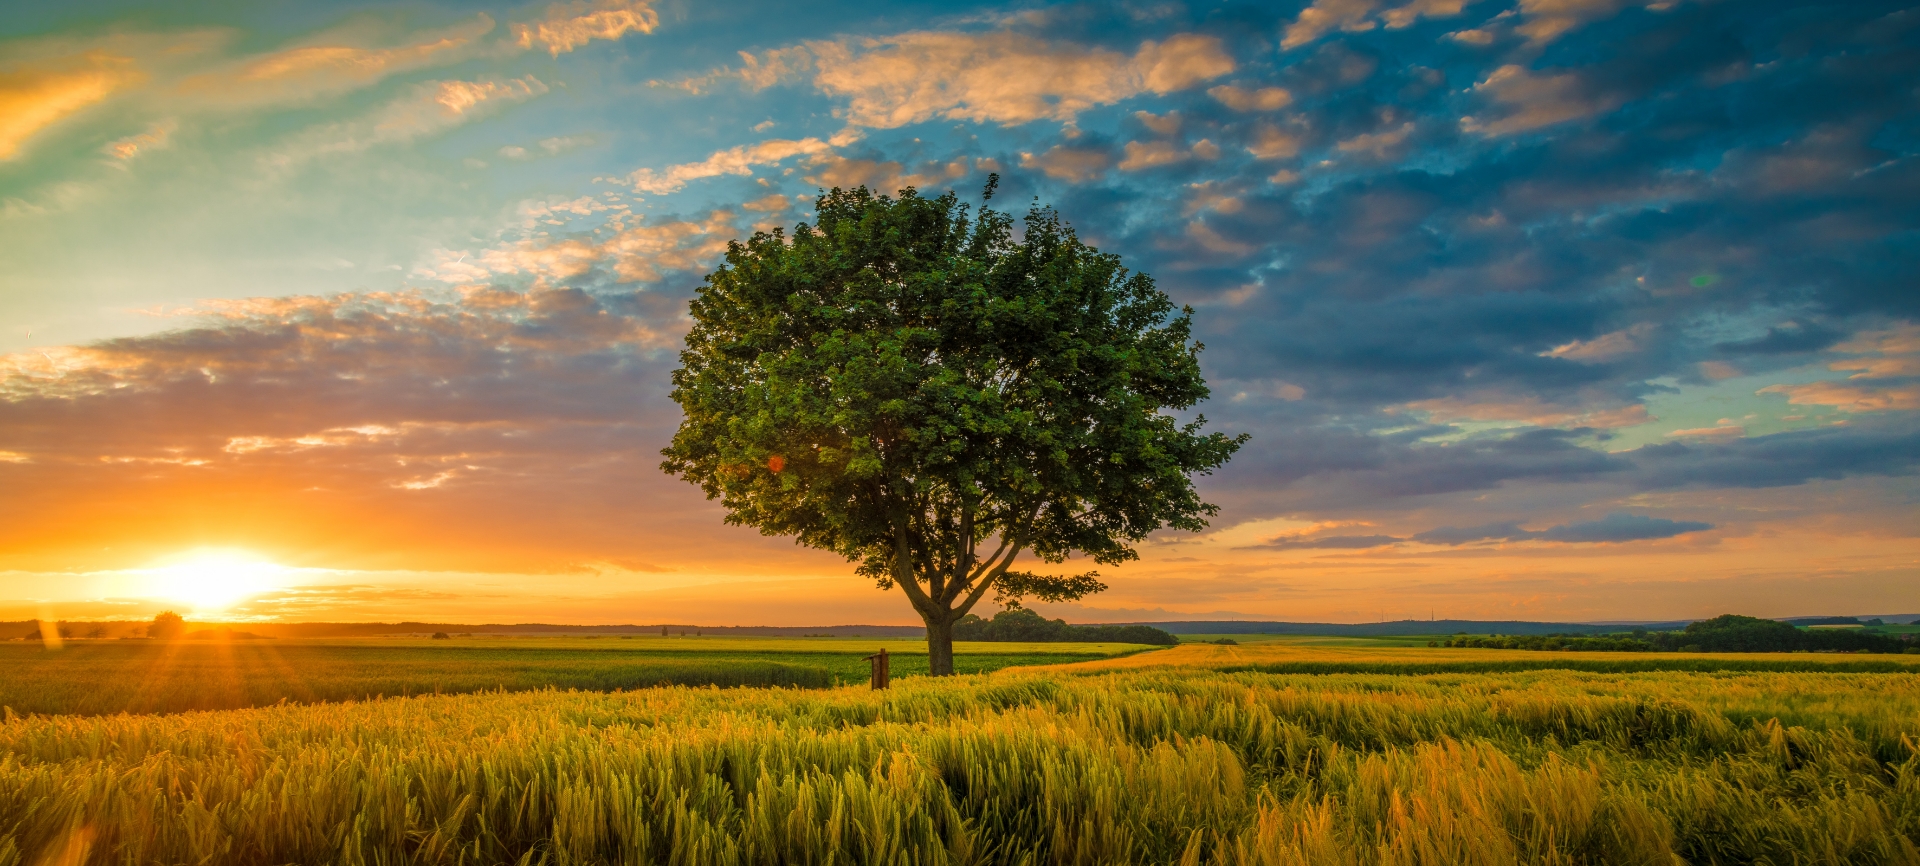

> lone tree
[662,182,1245,674]
[147,611,185,640]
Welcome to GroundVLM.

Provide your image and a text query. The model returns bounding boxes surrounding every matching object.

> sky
[1,0,1916,626]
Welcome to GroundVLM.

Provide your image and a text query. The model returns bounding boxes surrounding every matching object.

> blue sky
[1,0,1915,624]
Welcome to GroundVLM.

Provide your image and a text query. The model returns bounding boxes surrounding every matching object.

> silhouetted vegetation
[952,608,1179,645]
[1445,614,1917,653]
[146,611,185,640]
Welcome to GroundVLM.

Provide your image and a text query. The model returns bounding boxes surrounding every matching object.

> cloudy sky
[2,0,1915,625]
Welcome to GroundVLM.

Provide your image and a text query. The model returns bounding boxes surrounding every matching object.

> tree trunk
[925,615,956,676]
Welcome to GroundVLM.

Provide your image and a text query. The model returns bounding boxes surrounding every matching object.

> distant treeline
[1445,614,1918,654]
[953,609,1180,645]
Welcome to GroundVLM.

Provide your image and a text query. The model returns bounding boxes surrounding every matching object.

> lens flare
[143,550,287,613]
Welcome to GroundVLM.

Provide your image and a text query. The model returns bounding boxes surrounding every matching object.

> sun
[144,550,288,613]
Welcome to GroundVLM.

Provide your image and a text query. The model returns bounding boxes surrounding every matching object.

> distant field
[1063,641,1920,675]
[0,636,1152,715]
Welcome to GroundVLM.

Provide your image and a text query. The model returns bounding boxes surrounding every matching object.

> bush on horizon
[952,607,1178,645]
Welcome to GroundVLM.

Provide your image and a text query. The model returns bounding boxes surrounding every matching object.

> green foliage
[1446,634,1656,651]
[952,608,1179,645]
[146,610,184,640]
[660,183,1243,671]
[1,667,1916,863]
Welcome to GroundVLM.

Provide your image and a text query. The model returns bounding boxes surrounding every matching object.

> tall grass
[2,666,1916,864]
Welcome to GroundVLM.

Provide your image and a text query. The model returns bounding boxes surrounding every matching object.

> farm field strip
[1,666,1916,864]
[1062,642,1920,674]
[0,639,1154,716]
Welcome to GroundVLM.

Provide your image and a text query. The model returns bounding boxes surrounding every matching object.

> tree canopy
[661,182,1245,673]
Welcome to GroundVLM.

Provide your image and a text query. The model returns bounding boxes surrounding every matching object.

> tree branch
[889,507,936,616]
[948,502,1043,612]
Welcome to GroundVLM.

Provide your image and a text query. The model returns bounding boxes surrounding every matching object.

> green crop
[2,657,1917,864]
[0,639,1141,716]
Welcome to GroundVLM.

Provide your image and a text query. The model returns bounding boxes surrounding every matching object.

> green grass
[0,637,1150,716]
[1,665,1916,864]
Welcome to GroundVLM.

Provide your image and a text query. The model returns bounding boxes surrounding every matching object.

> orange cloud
[1282,0,1480,50]
[454,209,738,283]
[1208,84,1292,112]
[0,52,140,160]
[1542,323,1654,361]
[512,0,658,56]
[1758,381,1920,413]
[812,31,1233,129]
[1828,323,1920,379]
[1462,65,1623,136]
[1666,425,1745,439]
[1020,145,1114,182]
[103,119,175,160]
[174,17,494,108]
[626,137,839,194]
[803,155,973,195]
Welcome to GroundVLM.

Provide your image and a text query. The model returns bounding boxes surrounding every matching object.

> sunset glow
[0,0,1914,626]
[141,552,289,614]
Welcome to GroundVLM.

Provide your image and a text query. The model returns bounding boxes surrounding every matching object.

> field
[0,636,1144,715]
[3,641,1919,864]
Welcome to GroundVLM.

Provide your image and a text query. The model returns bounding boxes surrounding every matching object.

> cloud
[1535,513,1711,543]
[207,17,495,104]
[653,44,820,94]
[1828,324,1920,379]
[805,154,974,195]
[0,286,733,575]
[1208,85,1292,112]
[1021,144,1114,182]
[1254,533,1402,550]
[102,119,175,160]
[1246,125,1302,160]
[1666,425,1744,439]
[1757,381,1920,413]
[1410,521,1530,545]
[1541,323,1654,362]
[1628,425,1920,490]
[1514,0,1665,45]
[1281,0,1480,50]
[448,209,737,283]
[1119,139,1217,171]
[625,136,839,194]
[0,52,140,160]
[811,31,1233,128]
[512,0,658,56]
[269,75,548,163]
[1407,397,1653,429]
[1411,513,1711,544]
[1462,65,1624,136]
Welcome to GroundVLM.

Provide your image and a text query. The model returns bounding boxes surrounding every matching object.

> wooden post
[863,648,890,689]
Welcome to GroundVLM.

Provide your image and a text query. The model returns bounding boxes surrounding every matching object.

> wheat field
[3,641,1918,865]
